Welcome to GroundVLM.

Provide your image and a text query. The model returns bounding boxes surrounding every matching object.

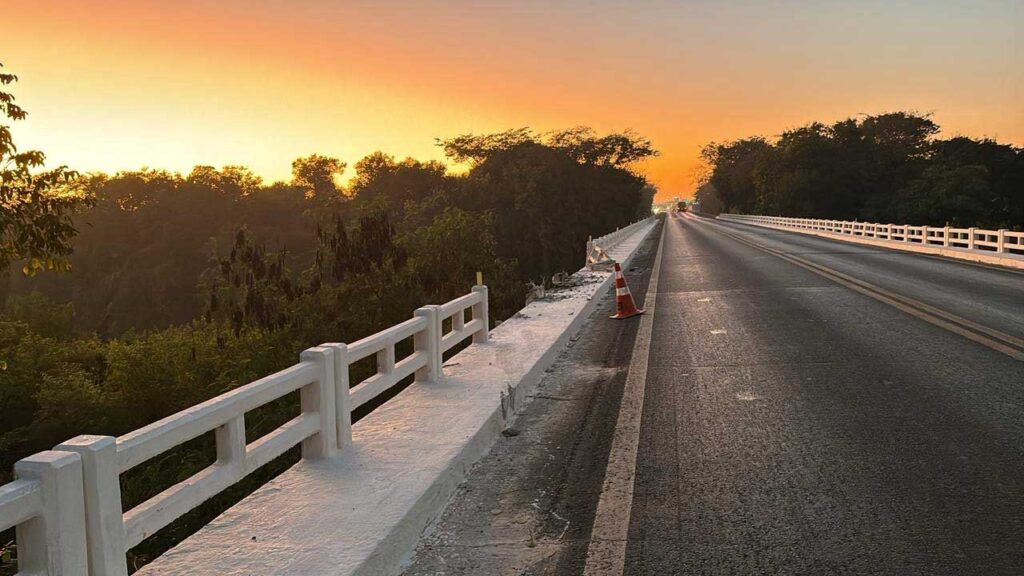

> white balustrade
[586,216,655,266]
[2,285,491,575]
[0,451,88,574]
[718,214,1024,256]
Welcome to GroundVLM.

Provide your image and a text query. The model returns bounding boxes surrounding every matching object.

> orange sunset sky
[3,0,1022,200]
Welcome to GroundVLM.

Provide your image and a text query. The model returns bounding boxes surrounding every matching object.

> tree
[441,131,652,283]
[437,127,535,165]
[695,112,1023,229]
[546,127,659,169]
[440,127,659,170]
[700,137,771,214]
[0,62,90,275]
[291,154,345,200]
[349,152,447,216]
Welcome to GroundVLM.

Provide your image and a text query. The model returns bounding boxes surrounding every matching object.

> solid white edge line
[582,218,667,576]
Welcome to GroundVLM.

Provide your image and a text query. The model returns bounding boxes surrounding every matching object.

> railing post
[943,226,951,246]
[414,305,442,384]
[997,229,1006,253]
[215,415,246,473]
[14,451,88,576]
[323,343,353,452]
[299,346,338,459]
[472,284,490,343]
[55,435,128,576]
[967,227,976,250]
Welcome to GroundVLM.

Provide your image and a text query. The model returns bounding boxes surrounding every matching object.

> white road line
[583,219,667,576]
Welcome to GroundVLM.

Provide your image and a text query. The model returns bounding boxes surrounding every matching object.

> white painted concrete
[583,222,665,576]
[587,217,655,269]
[718,213,1024,270]
[134,219,659,576]
[1,450,89,575]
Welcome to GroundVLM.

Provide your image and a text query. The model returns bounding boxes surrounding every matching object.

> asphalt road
[405,214,1024,575]
[626,213,1024,575]
[403,223,662,576]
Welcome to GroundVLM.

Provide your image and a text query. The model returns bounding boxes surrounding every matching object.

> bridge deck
[404,212,1024,575]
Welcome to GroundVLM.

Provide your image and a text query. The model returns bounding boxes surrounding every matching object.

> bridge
[2,212,1022,574]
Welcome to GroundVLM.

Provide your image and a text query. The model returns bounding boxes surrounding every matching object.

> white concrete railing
[719,214,1024,256]
[586,216,655,264]
[0,452,88,575]
[0,286,489,575]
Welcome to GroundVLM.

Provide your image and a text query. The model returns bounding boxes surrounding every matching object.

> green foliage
[699,112,1022,229]
[2,292,72,338]
[349,152,448,218]
[291,154,345,200]
[0,62,91,275]
[440,127,658,170]
[0,123,656,571]
[437,131,654,283]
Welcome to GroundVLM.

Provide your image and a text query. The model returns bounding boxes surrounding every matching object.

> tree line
[695,112,1024,230]
[0,61,655,573]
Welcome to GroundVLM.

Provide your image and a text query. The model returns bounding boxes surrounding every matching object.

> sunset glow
[4,0,1022,199]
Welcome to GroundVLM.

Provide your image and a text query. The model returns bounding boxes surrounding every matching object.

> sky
[2,0,1021,200]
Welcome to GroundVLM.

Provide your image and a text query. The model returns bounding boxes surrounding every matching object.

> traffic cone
[610,262,644,319]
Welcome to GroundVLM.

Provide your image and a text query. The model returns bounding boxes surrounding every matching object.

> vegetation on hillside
[696,112,1024,229]
[0,59,656,572]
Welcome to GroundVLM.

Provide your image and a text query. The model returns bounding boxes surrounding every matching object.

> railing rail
[718,214,1024,256]
[3,285,490,576]
[586,216,655,266]
[1,214,658,574]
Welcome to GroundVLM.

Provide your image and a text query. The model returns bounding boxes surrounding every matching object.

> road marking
[583,219,666,576]
[698,219,1024,362]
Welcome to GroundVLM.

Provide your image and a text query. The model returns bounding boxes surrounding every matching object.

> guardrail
[0,451,87,575]
[1,286,489,575]
[719,214,1024,256]
[586,216,655,267]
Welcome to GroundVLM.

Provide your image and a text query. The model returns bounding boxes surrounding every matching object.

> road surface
[404,213,1024,575]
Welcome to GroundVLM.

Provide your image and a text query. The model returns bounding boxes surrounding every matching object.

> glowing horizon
[3,0,1021,200]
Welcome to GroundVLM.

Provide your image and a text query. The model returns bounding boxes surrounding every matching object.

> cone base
[610,308,644,319]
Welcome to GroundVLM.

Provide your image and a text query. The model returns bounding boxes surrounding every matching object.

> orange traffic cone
[610,262,644,319]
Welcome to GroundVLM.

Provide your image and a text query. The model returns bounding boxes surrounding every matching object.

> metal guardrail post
[55,435,128,576]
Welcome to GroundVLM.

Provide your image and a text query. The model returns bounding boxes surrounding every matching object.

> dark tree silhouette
[0,62,90,275]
